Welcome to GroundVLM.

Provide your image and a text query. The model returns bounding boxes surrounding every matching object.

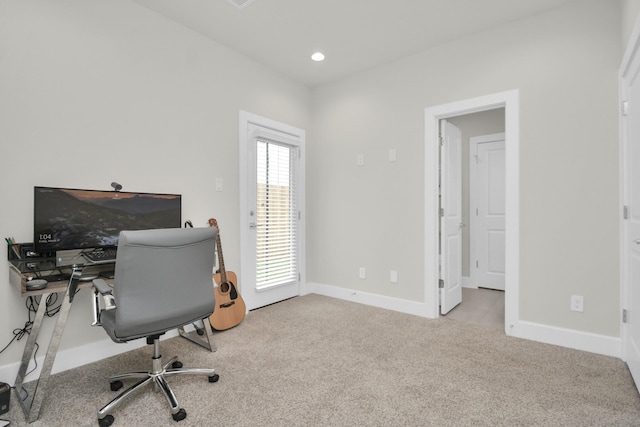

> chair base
[97,338,218,426]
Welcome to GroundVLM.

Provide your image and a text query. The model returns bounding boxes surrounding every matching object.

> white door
[622,30,640,388]
[440,120,462,314]
[240,113,305,310]
[471,135,506,290]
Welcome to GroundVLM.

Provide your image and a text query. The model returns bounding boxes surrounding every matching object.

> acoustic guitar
[208,218,246,330]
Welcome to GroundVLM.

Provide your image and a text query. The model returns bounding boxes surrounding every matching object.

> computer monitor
[34,186,182,252]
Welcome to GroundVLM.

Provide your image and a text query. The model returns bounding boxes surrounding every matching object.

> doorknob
[635,239,640,245]
[459,223,466,229]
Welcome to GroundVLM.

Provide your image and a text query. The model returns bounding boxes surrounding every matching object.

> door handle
[459,223,466,229]
[635,239,640,245]
[249,223,265,229]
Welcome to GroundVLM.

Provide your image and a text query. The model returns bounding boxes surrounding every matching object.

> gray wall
[623,0,640,48]
[0,0,309,365]
[308,0,621,336]
[0,0,638,373]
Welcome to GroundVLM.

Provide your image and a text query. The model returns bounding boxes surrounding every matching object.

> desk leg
[14,268,80,423]
[178,319,217,352]
[14,290,49,415]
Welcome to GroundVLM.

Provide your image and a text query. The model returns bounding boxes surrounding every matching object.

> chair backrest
[111,227,217,340]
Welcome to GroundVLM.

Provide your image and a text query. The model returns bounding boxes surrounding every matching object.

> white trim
[239,111,306,310]
[461,276,476,288]
[619,58,630,365]
[424,90,520,334]
[0,330,180,387]
[619,11,640,373]
[304,282,431,318]
[516,321,621,358]
[0,286,620,381]
[304,284,619,357]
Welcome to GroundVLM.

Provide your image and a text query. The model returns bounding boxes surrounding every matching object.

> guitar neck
[216,234,227,283]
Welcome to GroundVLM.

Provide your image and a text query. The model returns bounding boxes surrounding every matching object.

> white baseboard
[461,276,476,288]
[0,329,179,387]
[510,320,621,358]
[302,282,436,318]
[302,281,621,358]
[0,288,622,382]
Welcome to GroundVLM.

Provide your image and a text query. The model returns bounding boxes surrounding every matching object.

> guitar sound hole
[220,282,230,293]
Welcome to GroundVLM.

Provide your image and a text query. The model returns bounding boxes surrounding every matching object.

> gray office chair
[91,227,219,427]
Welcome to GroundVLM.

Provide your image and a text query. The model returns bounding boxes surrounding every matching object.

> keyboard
[83,248,117,263]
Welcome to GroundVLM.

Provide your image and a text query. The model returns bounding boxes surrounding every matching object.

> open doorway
[439,111,505,327]
[448,110,505,291]
[424,90,520,335]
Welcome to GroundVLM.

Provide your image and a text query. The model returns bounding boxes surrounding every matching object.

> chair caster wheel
[172,408,187,421]
[98,414,114,427]
[172,361,183,369]
[208,374,219,383]
[196,328,204,336]
[110,380,123,391]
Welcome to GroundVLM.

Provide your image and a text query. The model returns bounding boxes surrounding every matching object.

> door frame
[620,14,640,381]
[424,90,519,335]
[239,110,306,310]
[469,133,506,291]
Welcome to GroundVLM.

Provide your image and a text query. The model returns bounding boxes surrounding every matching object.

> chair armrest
[91,278,116,327]
[93,278,113,295]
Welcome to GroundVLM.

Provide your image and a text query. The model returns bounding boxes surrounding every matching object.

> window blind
[255,138,298,289]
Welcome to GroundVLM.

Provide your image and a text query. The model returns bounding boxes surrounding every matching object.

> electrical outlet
[357,154,365,166]
[390,270,398,283]
[389,149,397,162]
[570,295,584,312]
[359,267,366,279]
[215,178,223,192]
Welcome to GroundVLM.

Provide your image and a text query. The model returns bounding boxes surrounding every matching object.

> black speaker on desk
[0,381,9,415]
[7,242,54,261]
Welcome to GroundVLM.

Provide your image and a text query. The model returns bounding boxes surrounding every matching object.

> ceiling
[132,0,577,87]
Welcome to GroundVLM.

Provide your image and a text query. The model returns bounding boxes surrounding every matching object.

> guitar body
[210,270,246,331]
[207,218,246,331]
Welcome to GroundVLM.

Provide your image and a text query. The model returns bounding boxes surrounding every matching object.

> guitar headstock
[208,218,218,229]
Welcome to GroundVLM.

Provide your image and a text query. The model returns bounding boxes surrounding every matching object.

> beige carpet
[6,294,640,426]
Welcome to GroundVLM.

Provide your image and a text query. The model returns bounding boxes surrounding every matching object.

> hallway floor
[444,287,505,330]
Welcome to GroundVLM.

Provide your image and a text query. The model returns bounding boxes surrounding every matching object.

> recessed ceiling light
[311,52,325,62]
[227,0,257,8]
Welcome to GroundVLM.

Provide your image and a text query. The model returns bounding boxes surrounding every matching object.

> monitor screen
[34,186,182,252]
